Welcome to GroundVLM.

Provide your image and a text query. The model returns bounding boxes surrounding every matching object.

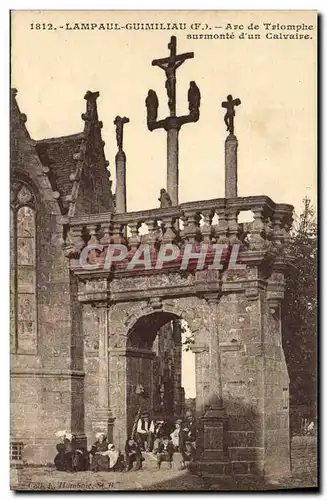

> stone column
[225,134,238,198]
[173,338,183,416]
[167,127,179,205]
[195,295,229,475]
[115,151,127,213]
[92,304,115,442]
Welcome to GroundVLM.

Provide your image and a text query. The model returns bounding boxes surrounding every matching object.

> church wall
[10,106,85,464]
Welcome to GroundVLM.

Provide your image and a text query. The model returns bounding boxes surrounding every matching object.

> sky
[11,10,317,397]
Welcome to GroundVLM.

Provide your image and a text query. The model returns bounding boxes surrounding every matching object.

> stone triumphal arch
[62,36,293,478]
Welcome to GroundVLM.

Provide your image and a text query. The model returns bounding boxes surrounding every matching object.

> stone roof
[11,89,114,216]
[35,133,84,215]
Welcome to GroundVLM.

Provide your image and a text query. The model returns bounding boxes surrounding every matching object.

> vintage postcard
[10,10,317,491]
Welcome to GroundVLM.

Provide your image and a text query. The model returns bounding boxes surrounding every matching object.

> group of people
[53,410,197,473]
[54,431,124,473]
[134,410,196,470]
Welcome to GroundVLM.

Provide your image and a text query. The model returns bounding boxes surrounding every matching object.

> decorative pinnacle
[82,90,100,122]
[221,94,241,136]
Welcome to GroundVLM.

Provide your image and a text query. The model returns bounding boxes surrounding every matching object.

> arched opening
[125,311,195,437]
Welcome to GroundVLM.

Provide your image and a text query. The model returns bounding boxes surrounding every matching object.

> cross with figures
[145,36,201,206]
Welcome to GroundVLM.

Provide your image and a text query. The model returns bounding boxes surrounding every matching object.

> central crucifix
[146,36,201,206]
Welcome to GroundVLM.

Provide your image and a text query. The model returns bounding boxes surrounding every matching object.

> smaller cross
[221,94,241,135]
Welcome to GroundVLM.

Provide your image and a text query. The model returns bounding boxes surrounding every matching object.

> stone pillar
[92,304,114,442]
[167,127,179,205]
[191,295,229,476]
[201,296,228,462]
[225,134,238,198]
[115,151,127,213]
[173,339,183,416]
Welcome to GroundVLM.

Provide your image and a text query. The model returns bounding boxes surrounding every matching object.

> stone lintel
[109,347,155,359]
[109,283,219,303]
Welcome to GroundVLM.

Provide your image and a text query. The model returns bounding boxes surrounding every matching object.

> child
[155,436,174,470]
[125,438,142,471]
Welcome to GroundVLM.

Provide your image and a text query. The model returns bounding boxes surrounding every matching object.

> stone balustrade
[64,196,293,267]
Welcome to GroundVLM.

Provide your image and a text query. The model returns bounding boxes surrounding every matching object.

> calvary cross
[146,36,200,206]
[152,35,194,116]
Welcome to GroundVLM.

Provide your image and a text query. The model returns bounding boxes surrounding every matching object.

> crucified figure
[152,36,194,116]
[221,94,241,135]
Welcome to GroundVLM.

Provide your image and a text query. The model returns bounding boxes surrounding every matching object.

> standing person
[170,419,184,451]
[89,432,110,472]
[125,438,143,471]
[155,436,174,470]
[136,411,155,451]
[183,410,197,447]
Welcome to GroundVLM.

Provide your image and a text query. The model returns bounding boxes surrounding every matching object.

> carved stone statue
[221,94,241,135]
[188,81,201,116]
[113,115,130,152]
[158,188,172,208]
[145,89,159,123]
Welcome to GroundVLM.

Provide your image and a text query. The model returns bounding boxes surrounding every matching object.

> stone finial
[221,94,241,136]
[82,90,100,122]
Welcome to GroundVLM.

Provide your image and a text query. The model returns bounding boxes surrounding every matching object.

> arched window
[10,181,37,354]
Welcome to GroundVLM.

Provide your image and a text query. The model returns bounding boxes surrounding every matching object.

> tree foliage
[282,197,317,414]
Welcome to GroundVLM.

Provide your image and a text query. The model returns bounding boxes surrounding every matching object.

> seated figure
[89,432,110,472]
[54,431,74,472]
[181,441,196,470]
[125,438,143,471]
[154,436,174,470]
[136,411,155,452]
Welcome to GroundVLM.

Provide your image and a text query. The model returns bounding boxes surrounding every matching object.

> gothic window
[10,181,37,354]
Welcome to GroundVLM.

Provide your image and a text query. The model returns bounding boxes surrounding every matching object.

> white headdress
[55,430,68,438]
[95,431,107,440]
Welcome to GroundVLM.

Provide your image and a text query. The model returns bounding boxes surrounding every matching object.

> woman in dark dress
[89,432,110,472]
[54,432,74,472]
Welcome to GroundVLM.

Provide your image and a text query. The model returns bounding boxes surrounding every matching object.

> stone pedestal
[115,151,127,213]
[225,134,238,198]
